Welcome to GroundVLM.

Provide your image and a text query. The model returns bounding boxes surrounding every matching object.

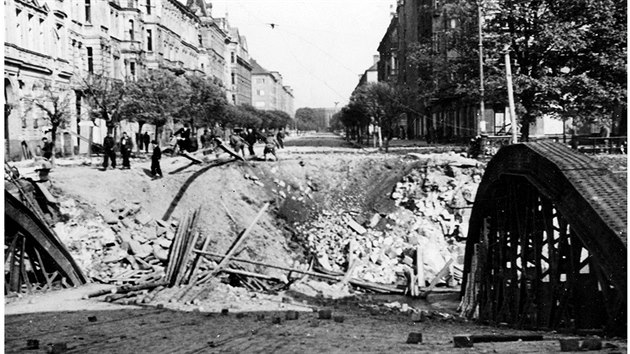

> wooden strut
[187,203,270,302]
[193,249,404,294]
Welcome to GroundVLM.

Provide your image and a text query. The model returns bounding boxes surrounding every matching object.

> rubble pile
[53,198,175,285]
[297,154,484,288]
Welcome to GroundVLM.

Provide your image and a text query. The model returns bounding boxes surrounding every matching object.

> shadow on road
[161,159,235,221]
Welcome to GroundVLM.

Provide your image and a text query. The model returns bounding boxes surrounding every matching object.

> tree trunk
[137,121,145,152]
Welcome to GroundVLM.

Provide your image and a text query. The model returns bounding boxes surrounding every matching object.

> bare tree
[22,82,72,157]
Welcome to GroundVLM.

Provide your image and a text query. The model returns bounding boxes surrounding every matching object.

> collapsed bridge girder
[461,142,626,335]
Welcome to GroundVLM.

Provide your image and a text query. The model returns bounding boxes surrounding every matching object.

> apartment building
[251,58,294,117]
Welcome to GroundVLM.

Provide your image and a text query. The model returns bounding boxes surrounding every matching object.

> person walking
[102,132,116,169]
[276,129,285,149]
[150,140,163,178]
[263,133,280,161]
[174,124,192,153]
[143,132,151,153]
[229,133,247,158]
[120,132,133,169]
[244,128,258,156]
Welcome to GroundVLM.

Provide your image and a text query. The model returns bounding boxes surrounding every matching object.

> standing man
[174,124,192,153]
[41,137,53,160]
[143,132,151,153]
[120,132,133,169]
[229,133,247,158]
[150,140,163,178]
[244,128,258,156]
[276,129,285,149]
[263,132,280,161]
[102,132,116,170]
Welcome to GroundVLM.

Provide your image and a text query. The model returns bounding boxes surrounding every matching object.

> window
[198,34,202,46]
[129,62,136,78]
[87,47,93,73]
[128,20,135,40]
[257,90,265,96]
[146,0,151,14]
[85,0,91,23]
[232,94,236,103]
[230,52,235,63]
[147,29,152,51]
[231,73,235,85]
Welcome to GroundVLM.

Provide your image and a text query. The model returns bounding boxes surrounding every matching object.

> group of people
[228,128,286,161]
[102,131,162,178]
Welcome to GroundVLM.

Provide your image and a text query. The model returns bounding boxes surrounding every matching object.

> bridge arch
[461,142,626,335]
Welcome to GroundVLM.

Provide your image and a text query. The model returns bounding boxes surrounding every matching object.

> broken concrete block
[285,311,299,320]
[580,338,602,351]
[135,212,153,226]
[318,309,332,320]
[119,218,133,229]
[346,218,366,235]
[368,214,381,228]
[453,335,473,348]
[152,245,168,262]
[116,230,133,244]
[129,204,142,215]
[102,211,119,224]
[559,338,580,352]
[406,332,423,344]
[156,226,167,237]
[333,316,345,323]
[158,238,172,249]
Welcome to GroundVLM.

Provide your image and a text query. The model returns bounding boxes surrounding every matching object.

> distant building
[251,58,294,117]
[356,56,379,88]
[4,0,255,160]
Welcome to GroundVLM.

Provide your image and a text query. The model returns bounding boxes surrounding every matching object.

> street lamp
[477,0,485,136]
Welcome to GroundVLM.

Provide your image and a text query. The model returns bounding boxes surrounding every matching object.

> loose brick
[406,332,423,344]
[580,338,602,351]
[333,315,345,323]
[559,338,580,352]
[318,309,332,320]
[49,342,68,354]
[26,339,39,349]
[285,311,299,320]
[453,335,473,348]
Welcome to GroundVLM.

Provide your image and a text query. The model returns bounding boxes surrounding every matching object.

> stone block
[120,218,133,229]
[26,339,39,349]
[333,315,345,323]
[318,309,332,320]
[102,211,119,225]
[559,338,580,352]
[49,342,68,354]
[406,332,423,344]
[135,212,153,226]
[346,218,366,235]
[285,311,299,320]
[580,338,602,351]
[453,335,473,348]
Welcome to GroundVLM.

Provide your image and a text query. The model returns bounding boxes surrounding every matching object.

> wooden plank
[34,181,58,204]
[209,203,269,277]
[471,334,544,343]
[180,151,203,164]
[420,258,454,298]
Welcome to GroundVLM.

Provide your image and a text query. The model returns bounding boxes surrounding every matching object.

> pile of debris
[53,198,176,286]
[296,154,484,291]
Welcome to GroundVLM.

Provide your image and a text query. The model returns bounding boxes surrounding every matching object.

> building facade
[250,58,294,117]
[3,0,256,161]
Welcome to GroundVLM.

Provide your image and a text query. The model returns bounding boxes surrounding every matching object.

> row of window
[85,0,152,24]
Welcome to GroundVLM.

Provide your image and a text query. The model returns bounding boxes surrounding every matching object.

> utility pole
[504,47,518,144]
[477,0,485,136]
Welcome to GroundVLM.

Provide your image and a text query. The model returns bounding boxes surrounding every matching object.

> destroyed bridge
[4,141,627,336]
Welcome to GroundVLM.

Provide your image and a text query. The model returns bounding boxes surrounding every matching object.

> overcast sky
[209,0,396,109]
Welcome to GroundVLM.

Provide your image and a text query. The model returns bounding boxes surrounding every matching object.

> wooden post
[416,245,424,289]
[505,48,518,144]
